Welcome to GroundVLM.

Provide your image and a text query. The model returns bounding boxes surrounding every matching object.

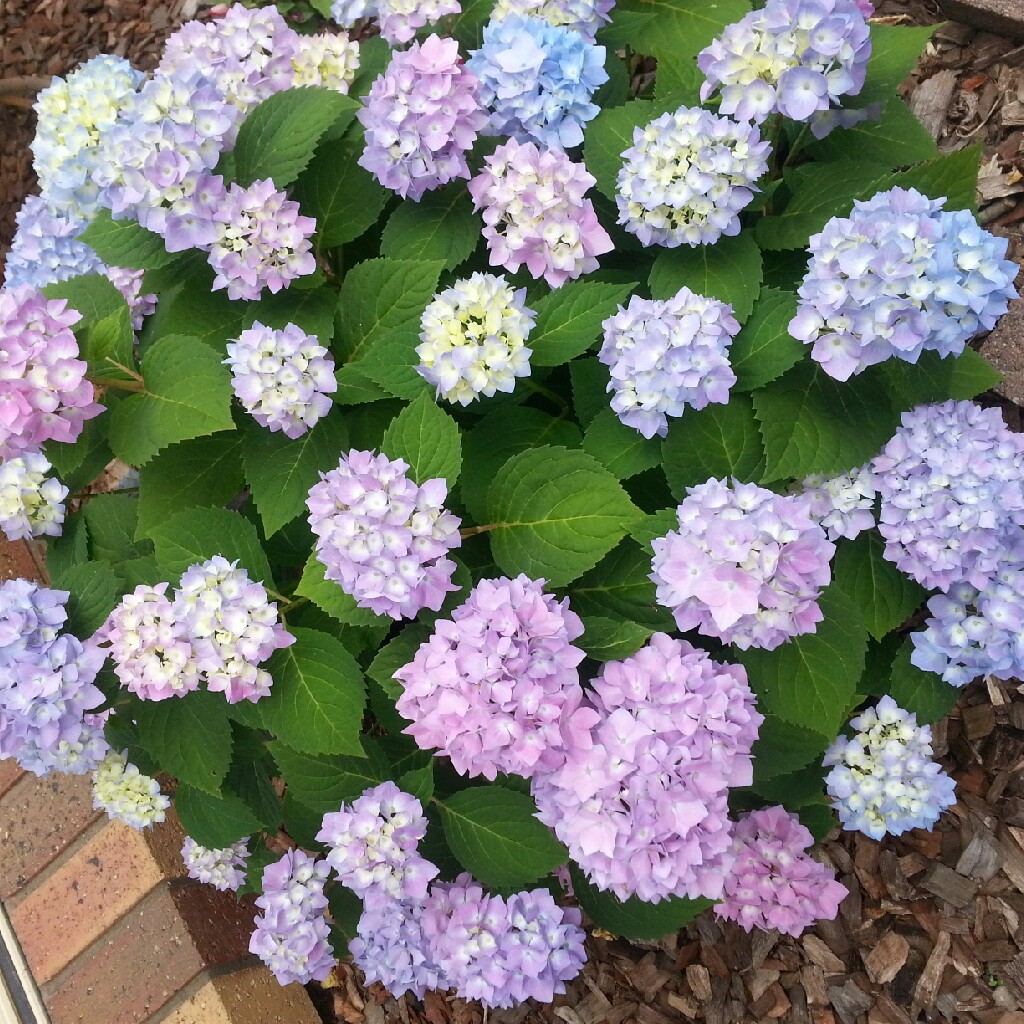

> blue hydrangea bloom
[493,0,614,42]
[4,196,104,290]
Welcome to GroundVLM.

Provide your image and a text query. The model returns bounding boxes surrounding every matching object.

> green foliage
[176,785,263,849]
[602,0,751,61]
[58,561,121,638]
[730,288,803,391]
[295,555,383,626]
[380,183,480,270]
[529,281,637,367]
[78,209,179,269]
[584,100,657,199]
[887,641,961,725]
[583,408,662,480]
[269,741,390,814]
[577,615,653,661]
[382,393,462,486]
[573,541,674,630]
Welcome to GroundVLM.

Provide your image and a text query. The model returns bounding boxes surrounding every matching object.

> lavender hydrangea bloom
[317,782,439,900]
[181,836,250,891]
[870,400,1024,591]
[307,450,462,620]
[824,696,956,839]
[0,581,69,667]
[699,0,871,124]
[470,139,612,288]
[0,286,103,460]
[358,36,486,202]
[532,632,762,903]
[468,15,607,149]
[225,322,337,438]
[492,0,614,43]
[616,107,770,248]
[92,750,170,829]
[250,850,335,986]
[329,0,379,28]
[378,0,461,45]
[791,189,1019,380]
[104,266,159,332]
[598,289,739,439]
[799,466,876,542]
[416,273,535,405]
[350,898,440,999]
[716,806,848,937]
[394,576,591,780]
[650,479,835,650]
[0,453,68,541]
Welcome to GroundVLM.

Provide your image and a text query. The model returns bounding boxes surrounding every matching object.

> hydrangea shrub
[0,0,1019,1006]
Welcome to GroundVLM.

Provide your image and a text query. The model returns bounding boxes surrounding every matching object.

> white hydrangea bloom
[0,452,69,541]
[800,466,876,541]
[291,33,360,91]
[92,751,170,830]
[181,836,251,891]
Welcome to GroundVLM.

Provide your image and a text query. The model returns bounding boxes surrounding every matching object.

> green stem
[88,375,145,393]
[521,377,568,411]
[279,595,310,615]
[782,123,811,171]
[460,523,502,538]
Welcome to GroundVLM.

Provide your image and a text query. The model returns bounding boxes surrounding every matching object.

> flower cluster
[92,750,170,829]
[416,273,535,405]
[358,36,486,202]
[468,15,607,150]
[824,696,957,839]
[0,452,68,541]
[0,580,69,664]
[598,289,739,439]
[104,266,159,332]
[532,632,762,902]
[32,55,143,219]
[394,575,589,779]
[317,782,438,901]
[291,33,361,91]
[870,400,1024,591]
[306,450,461,620]
[616,107,770,248]
[650,479,835,650]
[800,466,876,542]
[250,850,334,985]
[470,139,612,288]
[349,899,439,998]
[716,806,848,937]
[492,0,614,43]
[181,836,251,891]
[698,0,871,124]
[790,189,1019,380]
[378,0,462,46]
[911,563,1024,686]
[225,322,337,438]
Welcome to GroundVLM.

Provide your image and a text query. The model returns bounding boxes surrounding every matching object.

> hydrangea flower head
[307,450,462,620]
[650,479,835,650]
[870,400,1024,591]
[0,580,68,665]
[698,0,871,124]
[225,322,337,438]
[492,0,614,43]
[800,466,876,541]
[468,15,607,149]
[330,0,379,28]
[377,0,462,45]
[291,33,360,91]
[532,632,762,902]
[716,806,848,937]
[358,36,486,202]
[791,188,1018,380]
[598,289,739,439]
[92,750,170,829]
[350,898,440,999]
[181,836,250,891]
[0,453,68,541]
[394,575,590,779]
[616,107,770,248]
[0,286,103,460]
[470,139,612,288]
[824,696,956,839]
[416,274,535,405]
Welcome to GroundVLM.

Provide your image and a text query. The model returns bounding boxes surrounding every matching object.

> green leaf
[259,627,367,755]
[529,281,637,367]
[485,446,640,587]
[82,494,150,562]
[751,716,831,784]
[569,357,612,429]
[654,52,703,106]
[833,532,928,641]
[858,23,937,108]
[43,273,126,327]
[269,741,389,815]
[366,625,430,688]
[578,615,653,661]
[886,640,960,725]
[569,865,712,940]
[572,540,674,630]
[134,692,233,795]
[358,339,434,401]
[234,87,359,188]
[47,516,89,584]
[78,209,177,269]
[399,764,434,804]
[243,408,349,537]
[437,786,567,889]
[869,144,982,213]
[583,408,661,480]
[58,561,120,638]
[80,307,136,383]
[737,588,868,737]
[334,364,392,405]
[295,554,383,626]
[380,183,479,271]
[649,232,762,322]
[881,348,1003,408]
[149,507,274,585]
[382,393,462,486]
[108,335,234,466]
[661,395,765,500]
[810,97,937,167]
[603,0,751,61]
[730,288,803,391]
[175,785,262,848]
[249,285,337,343]
[584,100,656,199]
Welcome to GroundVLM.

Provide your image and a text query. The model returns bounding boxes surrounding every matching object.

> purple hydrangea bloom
[225,322,337,438]
[469,139,613,288]
[791,188,1018,380]
[650,479,835,650]
[358,36,486,202]
[394,575,591,780]
[799,466,876,542]
[250,849,335,985]
[92,750,170,829]
[698,0,871,124]
[0,580,68,665]
[823,696,957,839]
[492,0,614,43]
[531,632,762,903]
[870,400,1024,591]
[0,286,103,460]
[0,452,68,541]
[598,289,739,440]
[716,806,848,937]
[181,836,251,891]
[616,107,770,248]
[104,266,159,332]
[468,15,607,149]
[350,898,440,999]
[377,0,461,45]
[306,450,462,621]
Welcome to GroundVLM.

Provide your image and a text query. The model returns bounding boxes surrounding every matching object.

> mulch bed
[2,1,1024,1023]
